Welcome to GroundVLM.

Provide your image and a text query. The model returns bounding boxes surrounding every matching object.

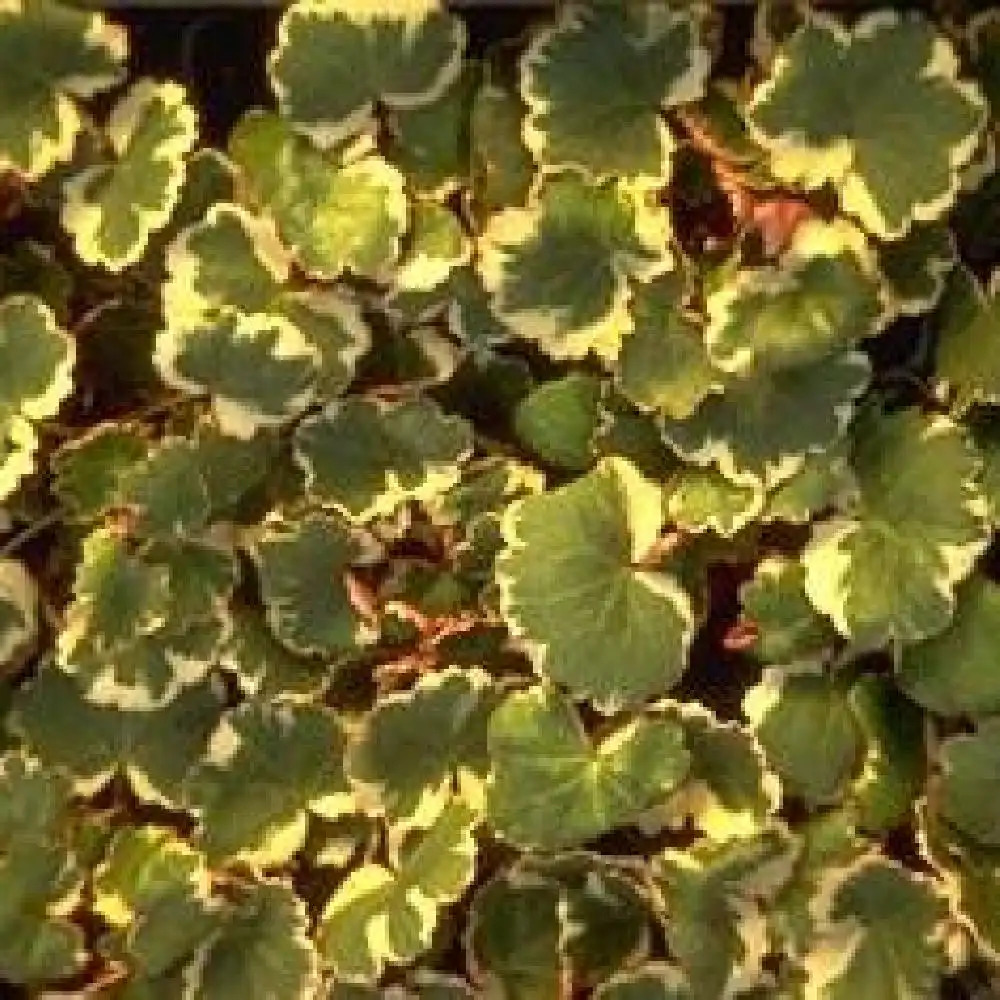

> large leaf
[478,175,673,361]
[183,701,354,865]
[938,718,1000,848]
[748,11,986,238]
[295,396,472,523]
[229,111,407,282]
[498,457,695,709]
[316,798,477,982]
[803,409,989,647]
[486,686,689,850]
[270,0,465,147]
[520,3,708,182]
[0,0,126,179]
[62,80,197,271]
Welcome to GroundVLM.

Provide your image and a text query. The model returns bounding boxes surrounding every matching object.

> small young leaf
[62,80,197,271]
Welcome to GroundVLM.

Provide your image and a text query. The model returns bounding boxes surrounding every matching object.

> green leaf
[155,311,319,439]
[663,351,871,489]
[479,175,674,361]
[251,514,361,658]
[654,828,796,998]
[348,667,496,827]
[229,111,408,281]
[52,425,148,521]
[897,575,1000,715]
[762,441,858,524]
[934,265,1000,412]
[0,0,126,179]
[521,3,708,182]
[939,717,1000,848]
[743,668,862,805]
[803,409,989,647]
[748,12,986,238]
[0,835,85,984]
[94,826,218,980]
[969,9,1000,116]
[499,457,695,708]
[467,871,567,1000]
[12,664,223,807]
[388,67,473,196]
[62,80,197,271]
[801,856,947,1000]
[0,558,37,671]
[486,686,689,850]
[0,295,76,500]
[614,273,718,421]
[221,606,330,703]
[705,219,886,374]
[184,881,318,1000]
[397,201,470,293]
[739,557,837,664]
[296,396,472,523]
[184,701,354,865]
[513,373,602,471]
[316,798,477,981]
[270,0,465,147]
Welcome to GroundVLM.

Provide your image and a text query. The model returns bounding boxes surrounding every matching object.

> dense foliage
[2,0,1000,996]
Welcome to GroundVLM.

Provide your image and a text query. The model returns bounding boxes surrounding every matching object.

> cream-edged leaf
[521,3,709,182]
[270,0,465,148]
[479,175,673,361]
[498,457,695,709]
[62,80,197,272]
[748,12,986,238]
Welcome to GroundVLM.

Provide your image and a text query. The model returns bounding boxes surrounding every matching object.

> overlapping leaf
[803,409,989,647]
[0,0,126,179]
[748,12,986,238]
[270,0,465,147]
[478,175,673,360]
[520,3,709,182]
